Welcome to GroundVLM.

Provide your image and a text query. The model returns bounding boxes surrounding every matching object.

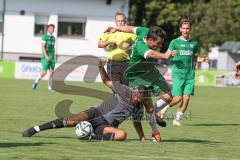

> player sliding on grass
[104,25,176,141]
[155,18,209,127]
[23,59,151,142]
[32,24,56,91]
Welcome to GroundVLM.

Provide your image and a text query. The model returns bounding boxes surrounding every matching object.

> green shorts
[41,59,55,71]
[172,78,195,96]
[129,72,170,97]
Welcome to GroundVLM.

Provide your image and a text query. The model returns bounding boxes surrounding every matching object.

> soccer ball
[75,121,93,139]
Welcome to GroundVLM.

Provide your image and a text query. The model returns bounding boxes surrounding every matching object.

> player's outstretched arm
[105,26,135,33]
[146,50,176,60]
[98,59,112,88]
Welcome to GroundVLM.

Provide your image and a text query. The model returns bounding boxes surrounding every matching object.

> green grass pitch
[0,78,240,160]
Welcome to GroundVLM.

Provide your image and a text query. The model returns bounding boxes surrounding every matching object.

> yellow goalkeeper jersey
[100,31,136,61]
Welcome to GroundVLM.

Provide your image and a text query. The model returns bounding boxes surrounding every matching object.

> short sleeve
[168,40,176,51]
[193,41,199,55]
[135,27,149,38]
[129,33,137,42]
[135,41,151,59]
[41,35,46,43]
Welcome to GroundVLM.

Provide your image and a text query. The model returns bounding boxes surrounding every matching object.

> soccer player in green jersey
[105,25,176,141]
[156,18,208,126]
[33,24,56,91]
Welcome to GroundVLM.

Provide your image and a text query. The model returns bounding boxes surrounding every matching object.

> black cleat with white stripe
[22,127,37,137]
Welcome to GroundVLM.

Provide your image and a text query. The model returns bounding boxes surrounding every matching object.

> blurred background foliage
[128,0,240,53]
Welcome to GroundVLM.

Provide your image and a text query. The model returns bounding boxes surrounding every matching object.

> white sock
[155,99,168,113]
[34,126,40,132]
[146,112,159,133]
[175,112,183,121]
[48,79,52,90]
[34,74,41,83]
[160,105,170,118]
[156,99,168,108]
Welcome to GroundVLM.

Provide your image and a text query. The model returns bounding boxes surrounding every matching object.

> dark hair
[179,18,191,27]
[47,24,55,28]
[146,26,166,40]
[137,85,148,97]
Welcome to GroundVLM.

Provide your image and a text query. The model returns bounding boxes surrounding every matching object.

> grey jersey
[102,81,135,127]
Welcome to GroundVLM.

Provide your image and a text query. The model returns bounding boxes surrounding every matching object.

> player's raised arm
[98,59,112,88]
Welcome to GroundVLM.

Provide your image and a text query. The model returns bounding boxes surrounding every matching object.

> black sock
[36,118,66,132]
[91,133,115,141]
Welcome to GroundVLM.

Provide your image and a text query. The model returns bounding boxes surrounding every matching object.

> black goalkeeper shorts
[88,117,112,135]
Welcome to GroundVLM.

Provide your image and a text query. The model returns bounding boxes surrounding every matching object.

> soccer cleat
[48,86,54,92]
[173,119,181,127]
[151,132,161,142]
[156,115,167,127]
[32,82,38,90]
[22,127,37,137]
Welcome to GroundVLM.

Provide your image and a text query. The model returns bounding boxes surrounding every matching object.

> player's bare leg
[145,91,173,142]
[158,96,182,118]
[103,127,127,141]
[33,70,47,90]
[173,95,190,126]
[22,111,91,137]
[48,69,54,91]
[154,92,172,127]
[22,105,107,137]
[141,98,161,142]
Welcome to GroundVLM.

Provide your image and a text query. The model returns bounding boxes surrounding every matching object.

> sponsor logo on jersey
[179,50,193,55]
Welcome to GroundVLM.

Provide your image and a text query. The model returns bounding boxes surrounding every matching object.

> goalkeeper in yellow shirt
[98,12,136,85]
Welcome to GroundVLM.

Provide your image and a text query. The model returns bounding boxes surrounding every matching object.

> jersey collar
[180,36,191,41]
[143,38,148,46]
[47,32,53,36]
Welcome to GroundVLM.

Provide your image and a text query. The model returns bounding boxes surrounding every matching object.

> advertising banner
[195,70,230,86]
[0,61,15,78]
[14,62,102,82]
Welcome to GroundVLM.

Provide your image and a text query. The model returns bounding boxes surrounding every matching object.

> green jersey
[41,33,55,60]
[124,27,160,81]
[168,37,198,79]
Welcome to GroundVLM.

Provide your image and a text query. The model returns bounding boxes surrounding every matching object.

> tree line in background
[128,0,240,54]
